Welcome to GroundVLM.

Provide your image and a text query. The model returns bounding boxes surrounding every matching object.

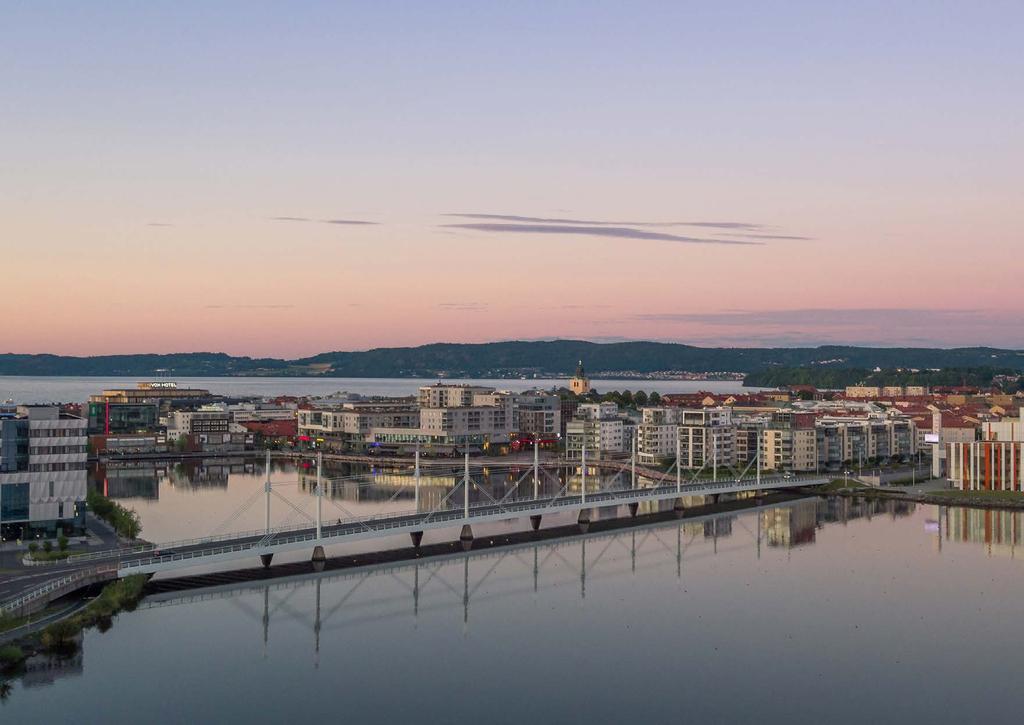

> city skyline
[5,2,1023,356]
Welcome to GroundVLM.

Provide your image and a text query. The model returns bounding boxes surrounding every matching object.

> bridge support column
[311,545,326,572]
[410,530,424,549]
[260,553,274,568]
[627,502,639,518]
[529,514,542,531]
[459,524,474,551]
[578,508,591,533]
[673,498,685,517]
[710,493,721,504]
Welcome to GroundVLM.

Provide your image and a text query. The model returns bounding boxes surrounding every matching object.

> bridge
[137,496,813,657]
[2,447,829,615]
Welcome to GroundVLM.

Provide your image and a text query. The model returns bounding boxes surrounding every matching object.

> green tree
[634,391,649,407]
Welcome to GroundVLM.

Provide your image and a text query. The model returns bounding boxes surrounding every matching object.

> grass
[0,611,29,635]
[818,479,871,493]
[0,645,24,667]
[927,489,1024,503]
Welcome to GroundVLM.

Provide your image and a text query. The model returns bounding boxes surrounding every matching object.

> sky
[3,1,1023,357]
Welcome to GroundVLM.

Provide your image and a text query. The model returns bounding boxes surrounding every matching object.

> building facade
[0,406,87,539]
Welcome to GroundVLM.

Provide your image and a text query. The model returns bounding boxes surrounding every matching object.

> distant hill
[1,341,1023,378]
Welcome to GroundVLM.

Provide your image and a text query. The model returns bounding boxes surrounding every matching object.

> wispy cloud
[443,223,760,246]
[146,222,174,227]
[437,302,488,312]
[445,213,763,230]
[735,233,812,241]
[205,304,295,310]
[270,216,377,225]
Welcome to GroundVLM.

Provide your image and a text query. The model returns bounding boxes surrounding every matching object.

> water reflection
[939,506,1024,558]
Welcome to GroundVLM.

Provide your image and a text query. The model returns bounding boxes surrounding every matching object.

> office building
[0,406,87,539]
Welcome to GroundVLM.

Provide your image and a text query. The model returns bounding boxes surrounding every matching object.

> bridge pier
[628,502,639,518]
[673,498,685,517]
[459,524,474,551]
[710,493,721,504]
[260,553,274,568]
[311,545,326,572]
[410,530,424,549]
[529,515,542,531]
[578,509,591,533]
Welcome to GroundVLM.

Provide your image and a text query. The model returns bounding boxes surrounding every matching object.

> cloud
[442,223,760,246]
[270,216,377,225]
[146,222,174,227]
[445,213,763,230]
[437,302,488,312]
[736,233,812,241]
[205,304,296,310]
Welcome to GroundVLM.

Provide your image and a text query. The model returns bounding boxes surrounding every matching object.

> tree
[58,534,69,552]
[648,391,661,406]
[634,391,649,407]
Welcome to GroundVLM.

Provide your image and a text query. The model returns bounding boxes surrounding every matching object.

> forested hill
[1,341,1023,378]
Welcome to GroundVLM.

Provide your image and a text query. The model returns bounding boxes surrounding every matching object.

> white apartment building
[565,401,626,460]
[418,384,495,409]
[637,407,680,465]
[677,408,736,469]
[0,406,88,539]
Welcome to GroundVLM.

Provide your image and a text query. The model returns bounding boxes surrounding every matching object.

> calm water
[0,375,758,404]
[5,497,1024,723]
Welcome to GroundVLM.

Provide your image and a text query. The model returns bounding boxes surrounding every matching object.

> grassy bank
[818,479,871,493]
[1,575,148,672]
[926,489,1024,504]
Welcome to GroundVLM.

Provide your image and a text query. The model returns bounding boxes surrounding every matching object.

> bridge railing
[1,564,118,614]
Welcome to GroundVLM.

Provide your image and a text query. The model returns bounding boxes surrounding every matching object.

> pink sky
[4,3,1022,356]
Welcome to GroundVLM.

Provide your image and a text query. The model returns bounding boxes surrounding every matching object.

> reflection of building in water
[943,507,1024,558]
[704,516,733,540]
[816,496,915,525]
[103,469,160,500]
[166,461,230,489]
[763,500,819,548]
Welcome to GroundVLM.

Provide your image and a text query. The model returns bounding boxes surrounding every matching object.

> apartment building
[512,392,562,438]
[566,402,624,461]
[637,407,680,465]
[763,412,818,472]
[418,384,494,409]
[677,407,737,469]
[815,415,917,468]
[297,403,420,451]
[166,409,247,451]
[0,406,88,539]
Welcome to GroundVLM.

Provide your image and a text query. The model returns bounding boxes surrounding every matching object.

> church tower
[570,360,591,395]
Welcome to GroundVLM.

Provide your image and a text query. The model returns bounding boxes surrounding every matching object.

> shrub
[43,540,53,554]
[27,543,38,554]
[58,534,69,552]
[0,645,24,667]
[40,619,81,652]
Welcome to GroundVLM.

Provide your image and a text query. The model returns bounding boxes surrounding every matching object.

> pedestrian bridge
[98,449,826,576]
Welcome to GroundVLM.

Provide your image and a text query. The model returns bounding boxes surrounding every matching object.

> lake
[0,375,759,405]
[4,495,1024,723]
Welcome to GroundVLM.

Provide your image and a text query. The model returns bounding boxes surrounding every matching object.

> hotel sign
[141,382,179,389]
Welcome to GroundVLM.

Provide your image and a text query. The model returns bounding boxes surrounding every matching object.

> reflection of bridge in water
[137,495,916,662]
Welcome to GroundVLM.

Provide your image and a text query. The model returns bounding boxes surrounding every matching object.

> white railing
[1,565,117,614]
